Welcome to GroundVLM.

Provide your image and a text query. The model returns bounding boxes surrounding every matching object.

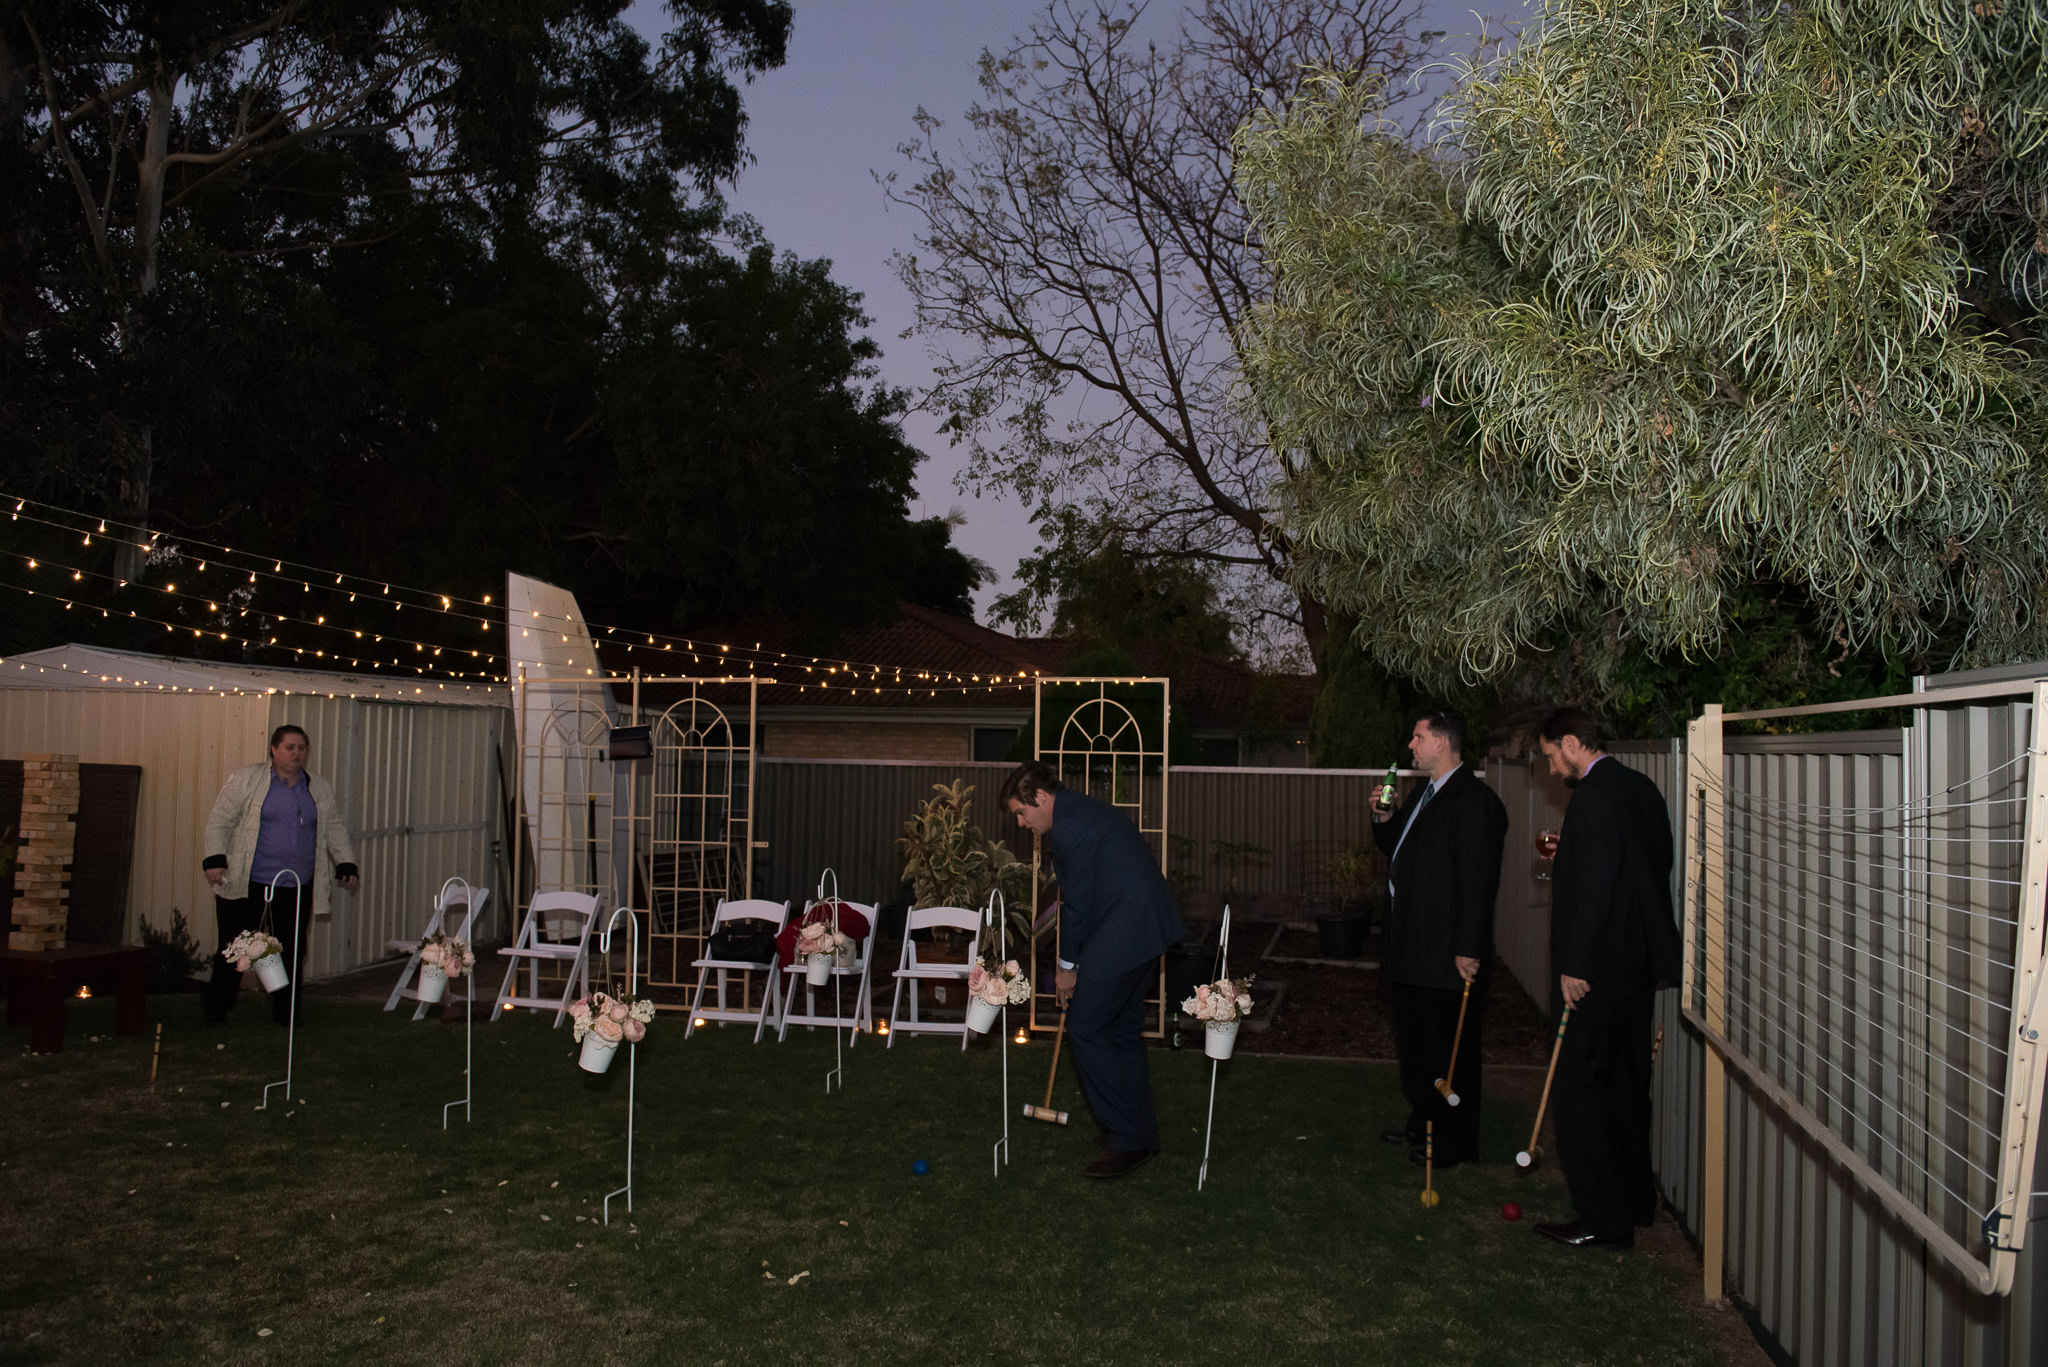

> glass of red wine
[1535,828,1559,880]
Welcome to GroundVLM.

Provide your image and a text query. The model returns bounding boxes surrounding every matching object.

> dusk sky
[636,1,1528,621]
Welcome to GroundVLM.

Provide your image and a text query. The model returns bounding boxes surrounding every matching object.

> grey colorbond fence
[1591,704,2044,1367]
[751,759,1396,911]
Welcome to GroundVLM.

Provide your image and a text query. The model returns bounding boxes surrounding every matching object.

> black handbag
[707,918,778,964]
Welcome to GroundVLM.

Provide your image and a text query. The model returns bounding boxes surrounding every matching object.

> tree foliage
[3,1,987,659]
[1237,0,2048,693]
[888,0,1436,663]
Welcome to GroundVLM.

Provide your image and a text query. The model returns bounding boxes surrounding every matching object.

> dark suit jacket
[1047,788,1185,977]
[1550,756,1681,1001]
[1371,764,1508,991]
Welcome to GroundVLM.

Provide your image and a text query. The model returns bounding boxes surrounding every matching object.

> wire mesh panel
[634,679,758,998]
[1684,687,2048,1301]
[1027,677,1170,1034]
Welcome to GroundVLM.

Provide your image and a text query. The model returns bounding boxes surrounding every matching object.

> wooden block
[9,931,65,952]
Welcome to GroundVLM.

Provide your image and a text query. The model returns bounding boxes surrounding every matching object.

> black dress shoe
[1082,1148,1158,1179]
[1535,1219,1632,1250]
[1380,1129,1421,1146]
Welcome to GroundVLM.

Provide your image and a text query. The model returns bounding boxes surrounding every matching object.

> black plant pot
[1315,911,1369,960]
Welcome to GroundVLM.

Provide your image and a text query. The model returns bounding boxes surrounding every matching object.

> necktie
[1387,780,1436,898]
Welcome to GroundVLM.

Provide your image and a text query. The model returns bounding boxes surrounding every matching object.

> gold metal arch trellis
[623,673,764,1009]
[1027,676,1172,1035]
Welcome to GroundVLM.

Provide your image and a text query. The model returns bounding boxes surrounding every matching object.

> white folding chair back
[492,890,602,1028]
[775,899,881,1045]
[685,898,792,1043]
[384,885,492,1019]
[887,906,983,1050]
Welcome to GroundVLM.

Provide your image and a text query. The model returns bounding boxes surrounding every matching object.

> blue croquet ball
[912,1159,931,1176]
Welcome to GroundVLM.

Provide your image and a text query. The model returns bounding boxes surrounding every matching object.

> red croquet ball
[1501,1202,1523,1222]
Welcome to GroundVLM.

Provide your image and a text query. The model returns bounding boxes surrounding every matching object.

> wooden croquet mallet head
[1024,1009,1070,1125]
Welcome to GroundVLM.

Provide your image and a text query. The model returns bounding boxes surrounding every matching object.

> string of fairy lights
[1,492,1044,698]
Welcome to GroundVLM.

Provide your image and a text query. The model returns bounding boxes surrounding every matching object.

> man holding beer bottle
[1370,709,1508,1168]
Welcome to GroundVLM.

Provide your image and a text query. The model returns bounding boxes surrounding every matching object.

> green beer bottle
[1379,763,1399,811]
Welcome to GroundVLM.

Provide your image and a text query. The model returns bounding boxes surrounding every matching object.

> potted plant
[223,929,288,992]
[898,780,1028,910]
[965,947,1032,1034]
[794,921,854,986]
[416,932,475,1003]
[1181,975,1256,1059]
[568,990,655,1073]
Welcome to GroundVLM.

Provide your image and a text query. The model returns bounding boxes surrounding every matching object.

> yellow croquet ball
[1420,1188,1440,1207]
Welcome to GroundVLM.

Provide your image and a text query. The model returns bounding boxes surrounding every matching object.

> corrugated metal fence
[1485,695,2047,1367]
[751,759,1395,909]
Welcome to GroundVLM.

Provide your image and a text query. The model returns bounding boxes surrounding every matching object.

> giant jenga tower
[11,754,80,951]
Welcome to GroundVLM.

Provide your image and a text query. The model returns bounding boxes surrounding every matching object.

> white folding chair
[384,884,492,1020]
[887,906,983,1050]
[775,899,880,1045]
[685,898,792,1042]
[493,891,602,1029]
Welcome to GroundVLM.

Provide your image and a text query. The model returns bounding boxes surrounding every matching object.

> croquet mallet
[1433,978,1473,1107]
[1420,1119,1440,1207]
[1515,1004,1573,1172]
[1022,1009,1070,1124]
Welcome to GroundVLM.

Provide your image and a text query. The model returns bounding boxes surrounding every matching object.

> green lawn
[3,997,1731,1366]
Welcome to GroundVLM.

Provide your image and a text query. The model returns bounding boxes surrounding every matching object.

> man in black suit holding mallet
[1004,761,1185,1180]
[1532,706,1681,1249]
[1371,708,1508,1169]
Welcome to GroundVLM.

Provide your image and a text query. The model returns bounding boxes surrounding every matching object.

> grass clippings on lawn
[4,997,1749,1366]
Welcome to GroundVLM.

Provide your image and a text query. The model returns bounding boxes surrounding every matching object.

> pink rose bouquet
[417,932,476,978]
[1181,975,1255,1024]
[969,950,1031,1007]
[221,929,283,973]
[569,990,658,1045]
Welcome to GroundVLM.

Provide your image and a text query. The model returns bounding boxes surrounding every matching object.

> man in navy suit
[1370,709,1508,1167]
[1003,761,1185,1179]
[1533,707,1681,1250]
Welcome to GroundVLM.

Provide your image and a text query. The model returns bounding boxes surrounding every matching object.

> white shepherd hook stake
[438,876,475,1129]
[989,889,1011,1178]
[257,870,306,1110]
[818,867,845,1095]
[1198,904,1232,1192]
[594,904,640,1225]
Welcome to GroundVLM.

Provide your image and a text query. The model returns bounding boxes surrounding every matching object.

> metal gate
[1028,676,1172,1033]
[625,675,761,1003]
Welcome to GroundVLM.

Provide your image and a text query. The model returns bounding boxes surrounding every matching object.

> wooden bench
[0,944,148,1054]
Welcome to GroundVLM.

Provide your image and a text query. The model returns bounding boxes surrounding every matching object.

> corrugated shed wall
[0,689,271,951]
[277,697,506,978]
[1,688,506,982]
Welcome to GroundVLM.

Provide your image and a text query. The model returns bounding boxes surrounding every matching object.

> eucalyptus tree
[1239,0,2048,693]
[888,0,1436,663]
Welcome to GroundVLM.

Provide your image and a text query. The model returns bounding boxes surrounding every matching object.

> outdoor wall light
[608,725,652,761]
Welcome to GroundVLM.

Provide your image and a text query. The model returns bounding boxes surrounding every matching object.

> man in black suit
[1533,707,1681,1250]
[1370,709,1508,1168]
[1004,761,1185,1179]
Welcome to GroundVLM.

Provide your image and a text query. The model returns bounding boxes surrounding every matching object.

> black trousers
[205,882,312,1024]
[1391,980,1485,1159]
[1067,957,1162,1152]
[1554,988,1659,1243]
